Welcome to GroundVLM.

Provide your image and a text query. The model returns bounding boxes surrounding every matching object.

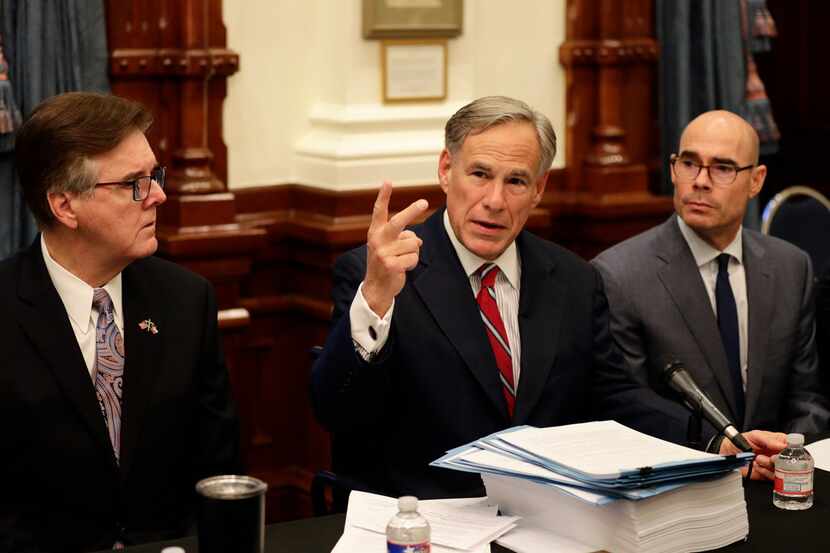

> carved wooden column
[551,0,672,258]
[105,0,265,307]
[105,0,272,513]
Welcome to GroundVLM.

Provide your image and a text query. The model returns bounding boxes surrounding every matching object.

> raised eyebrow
[468,162,492,173]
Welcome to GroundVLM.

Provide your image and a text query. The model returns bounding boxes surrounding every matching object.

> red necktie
[476,264,515,418]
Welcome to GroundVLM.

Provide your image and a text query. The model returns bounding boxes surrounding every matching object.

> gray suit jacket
[592,216,829,445]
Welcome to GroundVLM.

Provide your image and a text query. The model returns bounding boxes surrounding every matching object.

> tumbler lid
[196,475,268,499]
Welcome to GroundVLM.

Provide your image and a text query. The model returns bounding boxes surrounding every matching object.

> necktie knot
[92,288,113,313]
[717,253,731,275]
[478,263,500,289]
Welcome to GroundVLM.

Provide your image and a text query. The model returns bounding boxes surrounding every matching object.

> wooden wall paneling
[555,0,672,259]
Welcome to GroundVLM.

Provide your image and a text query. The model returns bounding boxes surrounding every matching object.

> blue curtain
[656,0,761,229]
[0,0,109,260]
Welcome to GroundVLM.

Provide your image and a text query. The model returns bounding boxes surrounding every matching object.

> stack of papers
[484,471,746,553]
[331,491,519,553]
[431,421,753,553]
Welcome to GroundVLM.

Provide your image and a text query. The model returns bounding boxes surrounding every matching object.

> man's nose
[482,180,506,210]
[693,165,713,190]
[145,180,167,206]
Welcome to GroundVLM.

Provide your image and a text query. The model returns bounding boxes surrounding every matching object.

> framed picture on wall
[381,39,447,103]
[363,0,463,39]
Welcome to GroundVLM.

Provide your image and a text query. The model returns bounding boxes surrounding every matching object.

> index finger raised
[370,181,393,229]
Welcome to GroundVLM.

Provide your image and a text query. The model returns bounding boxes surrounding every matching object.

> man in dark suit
[0,92,240,551]
[311,96,650,499]
[593,110,829,479]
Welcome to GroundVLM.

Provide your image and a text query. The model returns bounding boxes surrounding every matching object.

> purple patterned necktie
[92,288,124,462]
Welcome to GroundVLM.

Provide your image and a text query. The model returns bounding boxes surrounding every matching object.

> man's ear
[748,164,767,199]
[438,149,452,194]
[47,191,80,230]
[530,170,549,208]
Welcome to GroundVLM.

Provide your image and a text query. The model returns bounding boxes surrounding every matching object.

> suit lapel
[743,232,772,427]
[118,260,164,478]
[513,233,560,424]
[412,211,510,420]
[655,218,741,421]
[16,239,118,469]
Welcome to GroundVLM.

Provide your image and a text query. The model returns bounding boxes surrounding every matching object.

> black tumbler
[195,475,267,553]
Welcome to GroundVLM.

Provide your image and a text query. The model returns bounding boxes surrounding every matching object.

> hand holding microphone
[662,361,787,480]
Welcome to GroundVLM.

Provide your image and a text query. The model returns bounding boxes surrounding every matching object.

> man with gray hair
[312,96,642,498]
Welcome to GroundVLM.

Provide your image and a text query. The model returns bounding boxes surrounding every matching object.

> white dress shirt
[676,217,748,390]
[350,211,523,386]
[41,234,124,379]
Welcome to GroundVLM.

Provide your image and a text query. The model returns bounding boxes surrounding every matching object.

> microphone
[663,361,753,453]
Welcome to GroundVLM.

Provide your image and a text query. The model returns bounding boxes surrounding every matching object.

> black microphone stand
[686,403,704,451]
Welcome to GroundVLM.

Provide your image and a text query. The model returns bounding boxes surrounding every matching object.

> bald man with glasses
[593,110,829,479]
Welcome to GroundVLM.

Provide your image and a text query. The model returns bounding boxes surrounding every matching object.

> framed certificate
[363,0,463,39]
[381,39,447,103]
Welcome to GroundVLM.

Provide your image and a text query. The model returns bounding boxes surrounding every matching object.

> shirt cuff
[349,282,394,361]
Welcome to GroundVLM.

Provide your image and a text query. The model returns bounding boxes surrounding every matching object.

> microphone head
[662,360,686,389]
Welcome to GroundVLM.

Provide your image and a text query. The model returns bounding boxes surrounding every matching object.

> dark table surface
[109,469,830,553]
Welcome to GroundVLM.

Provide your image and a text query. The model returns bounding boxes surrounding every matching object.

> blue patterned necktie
[92,288,125,462]
[715,254,744,426]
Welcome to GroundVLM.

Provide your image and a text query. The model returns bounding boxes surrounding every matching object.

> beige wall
[223,0,566,190]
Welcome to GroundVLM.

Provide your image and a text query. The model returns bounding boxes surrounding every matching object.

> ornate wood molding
[110,48,239,77]
[560,38,658,66]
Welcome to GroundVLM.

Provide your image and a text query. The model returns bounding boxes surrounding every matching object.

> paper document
[495,525,598,553]
[331,526,492,553]
[342,491,516,552]
[499,421,717,476]
[806,438,830,471]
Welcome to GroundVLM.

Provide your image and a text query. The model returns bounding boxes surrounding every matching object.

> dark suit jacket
[593,216,830,446]
[0,238,240,552]
[310,209,654,499]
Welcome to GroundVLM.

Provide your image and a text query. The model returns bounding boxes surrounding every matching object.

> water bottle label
[774,468,813,496]
[387,541,430,553]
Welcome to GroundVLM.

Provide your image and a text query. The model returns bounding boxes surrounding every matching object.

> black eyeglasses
[95,166,166,201]
[670,155,753,187]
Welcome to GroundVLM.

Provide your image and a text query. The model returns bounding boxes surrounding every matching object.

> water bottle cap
[787,433,805,447]
[398,495,418,512]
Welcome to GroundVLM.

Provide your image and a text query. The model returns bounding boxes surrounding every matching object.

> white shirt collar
[443,210,520,289]
[676,216,743,268]
[40,234,123,335]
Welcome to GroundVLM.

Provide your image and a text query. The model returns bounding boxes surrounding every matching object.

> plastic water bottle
[386,496,431,553]
[773,433,814,510]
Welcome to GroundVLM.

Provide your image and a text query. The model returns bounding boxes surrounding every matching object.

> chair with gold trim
[761,186,830,275]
